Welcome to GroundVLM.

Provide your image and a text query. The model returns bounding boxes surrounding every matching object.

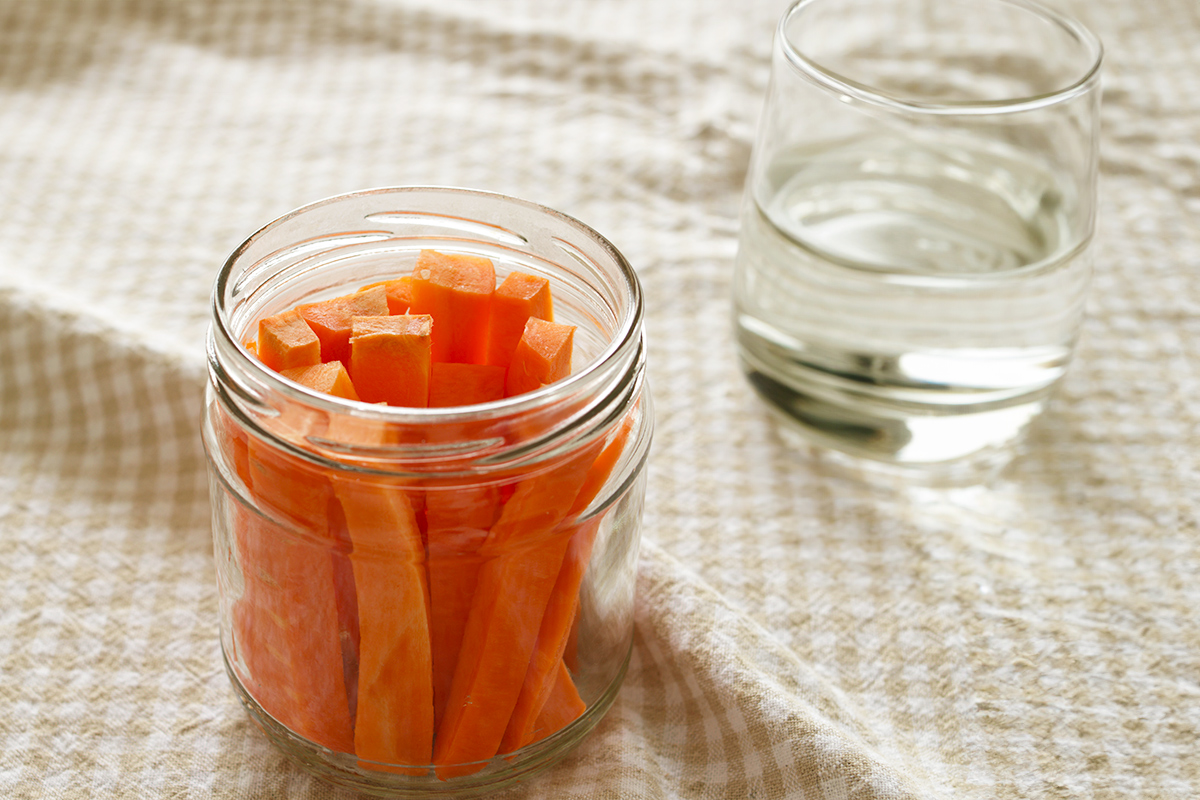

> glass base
[745,365,1037,488]
[773,420,1016,488]
[223,644,630,798]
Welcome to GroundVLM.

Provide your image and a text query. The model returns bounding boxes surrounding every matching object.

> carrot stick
[349,314,432,407]
[504,318,574,397]
[257,309,321,372]
[359,277,415,315]
[425,486,500,731]
[567,413,635,517]
[323,411,429,543]
[432,441,602,778]
[231,505,355,754]
[486,272,552,368]
[428,363,506,408]
[327,497,360,734]
[408,250,496,365]
[280,362,361,402]
[332,477,435,773]
[499,416,634,751]
[481,438,604,554]
[214,405,253,490]
[431,530,573,778]
[237,399,368,747]
[296,286,388,364]
[563,611,581,673]
[245,433,332,535]
[527,660,586,746]
[495,520,597,753]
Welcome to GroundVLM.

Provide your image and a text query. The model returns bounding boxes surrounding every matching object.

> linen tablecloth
[2,1,1197,797]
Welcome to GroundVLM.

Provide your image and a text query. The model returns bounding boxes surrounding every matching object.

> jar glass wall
[202,187,652,797]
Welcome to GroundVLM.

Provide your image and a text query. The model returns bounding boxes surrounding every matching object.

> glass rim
[777,0,1104,116]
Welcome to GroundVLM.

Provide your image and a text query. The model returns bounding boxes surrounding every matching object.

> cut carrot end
[280,362,361,402]
[504,318,574,397]
[409,250,496,365]
[349,315,432,407]
[297,286,389,365]
[360,277,415,315]
[257,309,321,372]
[486,272,553,368]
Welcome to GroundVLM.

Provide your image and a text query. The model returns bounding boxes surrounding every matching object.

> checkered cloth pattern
[1,0,1198,797]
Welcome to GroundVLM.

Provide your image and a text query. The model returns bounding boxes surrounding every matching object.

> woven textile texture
[1,0,1198,797]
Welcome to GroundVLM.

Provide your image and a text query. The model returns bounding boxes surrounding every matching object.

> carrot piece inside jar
[232,256,634,776]
[408,250,496,365]
[349,314,433,407]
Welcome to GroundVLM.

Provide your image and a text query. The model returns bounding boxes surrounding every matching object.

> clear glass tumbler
[202,187,652,796]
[733,0,1103,484]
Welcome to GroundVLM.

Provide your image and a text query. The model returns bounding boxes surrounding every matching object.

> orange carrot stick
[408,250,496,365]
[425,485,500,731]
[321,411,408,730]
[428,362,506,408]
[257,309,321,372]
[214,404,253,490]
[245,432,331,534]
[527,660,586,746]
[504,318,574,397]
[280,361,361,401]
[495,519,597,754]
[499,416,634,751]
[232,481,354,753]
[237,400,366,746]
[432,440,602,778]
[359,276,415,315]
[563,611,581,674]
[322,411,429,543]
[431,530,573,778]
[486,272,552,369]
[296,286,389,365]
[567,413,635,517]
[481,438,604,555]
[327,497,360,735]
[332,477,434,772]
[349,315,432,407]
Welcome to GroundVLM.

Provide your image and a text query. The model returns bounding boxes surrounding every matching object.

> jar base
[223,643,631,798]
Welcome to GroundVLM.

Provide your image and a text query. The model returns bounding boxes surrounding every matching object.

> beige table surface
[1,0,1197,797]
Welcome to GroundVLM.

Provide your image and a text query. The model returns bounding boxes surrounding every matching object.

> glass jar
[201,187,652,797]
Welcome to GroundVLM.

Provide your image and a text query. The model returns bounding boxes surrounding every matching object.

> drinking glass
[733,0,1102,484]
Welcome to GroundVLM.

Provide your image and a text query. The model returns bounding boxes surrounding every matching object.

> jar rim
[207,185,646,473]
[212,185,642,419]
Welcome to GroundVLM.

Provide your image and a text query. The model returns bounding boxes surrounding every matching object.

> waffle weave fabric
[1,1,1197,798]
